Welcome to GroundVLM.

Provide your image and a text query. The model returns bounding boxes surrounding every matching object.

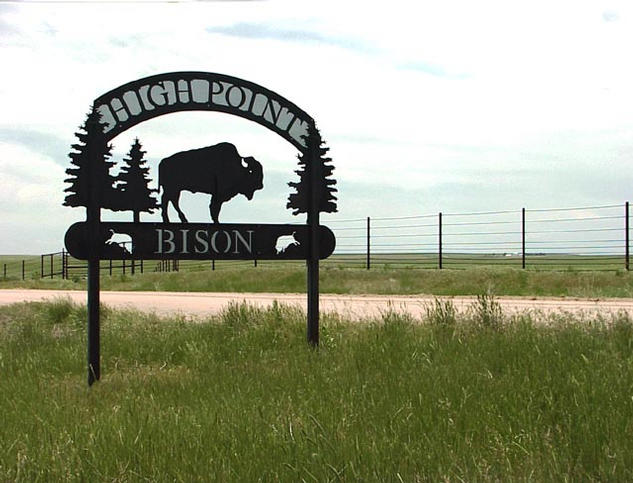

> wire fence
[1,202,630,280]
[330,202,630,271]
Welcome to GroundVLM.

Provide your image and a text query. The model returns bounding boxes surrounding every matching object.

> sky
[1,0,632,254]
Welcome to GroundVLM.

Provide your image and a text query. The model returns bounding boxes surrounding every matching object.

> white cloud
[0,143,80,252]
[1,1,633,253]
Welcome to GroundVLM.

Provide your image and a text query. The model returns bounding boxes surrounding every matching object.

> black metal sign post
[86,116,101,386]
[87,243,100,384]
[64,72,337,385]
[307,144,321,346]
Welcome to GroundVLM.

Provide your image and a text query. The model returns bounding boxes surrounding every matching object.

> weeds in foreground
[2,301,633,481]
[425,293,503,330]
[44,297,75,324]
[425,297,457,327]
[470,292,504,329]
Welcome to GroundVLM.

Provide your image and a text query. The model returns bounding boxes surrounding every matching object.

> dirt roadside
[1,289,633,320]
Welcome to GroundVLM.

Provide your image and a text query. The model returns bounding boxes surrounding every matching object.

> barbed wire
[526,203,622,212]
[442,209,520,217]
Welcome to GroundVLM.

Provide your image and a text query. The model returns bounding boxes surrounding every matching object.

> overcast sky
[1,0,632,253]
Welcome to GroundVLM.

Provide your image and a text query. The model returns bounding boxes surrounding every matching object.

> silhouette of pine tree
[287,152,309,216]
[116,138,159,222]
[64,107,118,210]
[287,123,337,216]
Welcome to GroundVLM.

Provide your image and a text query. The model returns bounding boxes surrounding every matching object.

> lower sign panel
[64,222,335,260]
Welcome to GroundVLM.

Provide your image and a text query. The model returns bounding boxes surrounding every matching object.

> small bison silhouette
[275,232,300,254]
[105,230,133,255]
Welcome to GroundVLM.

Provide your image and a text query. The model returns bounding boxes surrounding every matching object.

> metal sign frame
[65,72,336,385]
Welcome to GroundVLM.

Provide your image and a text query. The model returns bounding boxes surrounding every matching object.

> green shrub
[470,292,504,329]
[425,297,457,327]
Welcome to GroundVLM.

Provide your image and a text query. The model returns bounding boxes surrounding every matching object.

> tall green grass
[2,299,633,480]
[4,265,633,298]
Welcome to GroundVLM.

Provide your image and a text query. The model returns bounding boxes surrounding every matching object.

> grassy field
[0,255,44,280]
[1,298,633,480]
[3,263,633,298]
[0,251,629,281]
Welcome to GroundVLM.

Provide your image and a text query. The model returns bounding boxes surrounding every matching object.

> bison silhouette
[275,232,300,254]
[159,142,264,223]
[105,229,133,254]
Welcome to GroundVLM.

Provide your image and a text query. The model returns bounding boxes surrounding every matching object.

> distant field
[1,252,628,280]
[2,299,633,480]
[2,261,633,298]
[0,255,42,279]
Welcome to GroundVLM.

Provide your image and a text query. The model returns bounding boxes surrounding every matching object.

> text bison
[159,142,264,223]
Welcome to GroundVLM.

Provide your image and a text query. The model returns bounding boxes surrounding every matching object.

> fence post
[212,259,215,271]
[22,260,25,280]
[3,264,6,279]
[131,258,135,276]
[109,259,112,276]
[61,249,66,279]
[50,254,53,279]
[522,208,526,269]
[140,259,144,274]
[366,216,371,270]
[438,212,443,269]
[40,255,44,278]
[254,259,258,268]
[626,201,630,271]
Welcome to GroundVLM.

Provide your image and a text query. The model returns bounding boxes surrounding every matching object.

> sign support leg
[307,253,319,346]
[85,118,102,387]
[87,258,100,385]
[306,140,320,347]
[307,196,320,346]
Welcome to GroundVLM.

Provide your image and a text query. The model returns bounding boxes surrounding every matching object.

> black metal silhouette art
[64,107,119,211]
[64,71,338,386]
[116,138,159,222]
[158,142,263,223]
[65,222,335,260]
[102,229,133,258]
[287,123,337,216]
[94,72,313,151]
[275,232,300,254]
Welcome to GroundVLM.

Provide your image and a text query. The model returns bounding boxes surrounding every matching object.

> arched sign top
[94,71,314,151]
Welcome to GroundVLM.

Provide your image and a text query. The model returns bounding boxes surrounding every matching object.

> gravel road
[1,289,633,320]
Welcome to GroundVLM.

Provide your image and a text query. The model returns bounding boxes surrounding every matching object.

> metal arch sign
[94,71,313,150]
[65,71,336,385]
